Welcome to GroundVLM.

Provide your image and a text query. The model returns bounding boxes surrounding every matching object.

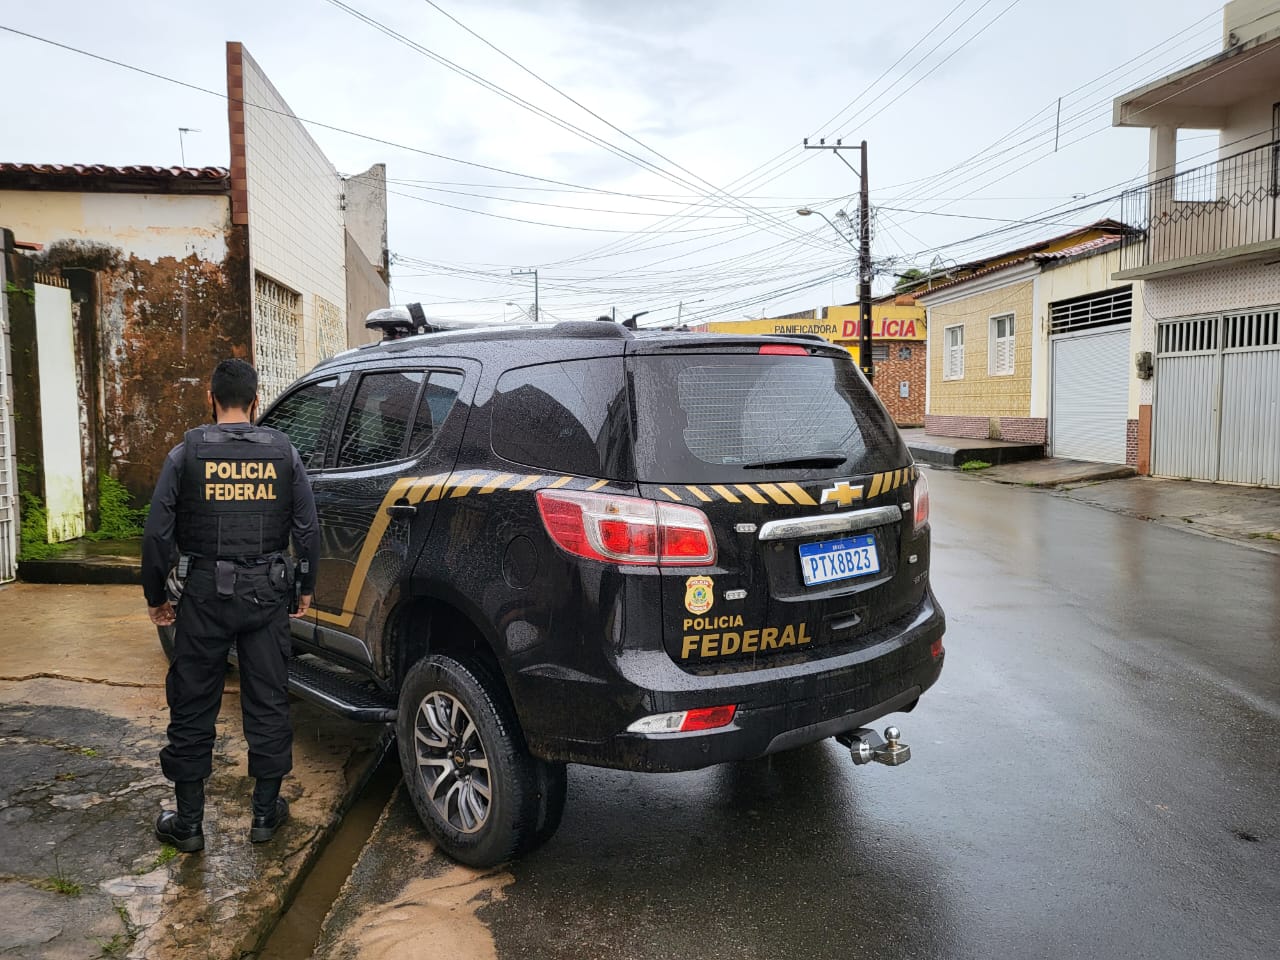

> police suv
[166,308,946,866]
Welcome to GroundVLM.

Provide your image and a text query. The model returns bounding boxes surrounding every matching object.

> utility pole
[802,137,874,383]
[511,268,539,322]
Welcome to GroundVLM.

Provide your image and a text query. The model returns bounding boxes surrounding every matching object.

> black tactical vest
[175,425,295,559]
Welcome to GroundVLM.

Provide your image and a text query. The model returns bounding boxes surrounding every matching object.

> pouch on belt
[215,560,236,598]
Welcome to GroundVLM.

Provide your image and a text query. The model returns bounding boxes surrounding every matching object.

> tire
[397,654,548,867]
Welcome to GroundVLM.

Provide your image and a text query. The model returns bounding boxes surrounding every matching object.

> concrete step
[18,539,142,585]
[903,432,1044,468]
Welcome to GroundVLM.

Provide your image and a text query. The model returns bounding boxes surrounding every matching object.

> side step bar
[287,656,397,723]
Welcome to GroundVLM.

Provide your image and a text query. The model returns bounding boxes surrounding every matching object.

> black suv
[167,317,945,866]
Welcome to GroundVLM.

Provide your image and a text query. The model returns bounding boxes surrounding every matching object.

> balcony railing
[1119,139,1280,273]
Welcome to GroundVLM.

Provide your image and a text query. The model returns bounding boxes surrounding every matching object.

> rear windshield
[630,353,907,482]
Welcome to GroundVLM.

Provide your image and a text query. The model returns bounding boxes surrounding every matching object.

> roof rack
[362,306,634,345]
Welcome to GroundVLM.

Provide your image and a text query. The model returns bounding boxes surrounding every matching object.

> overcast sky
[1,0,1230,326]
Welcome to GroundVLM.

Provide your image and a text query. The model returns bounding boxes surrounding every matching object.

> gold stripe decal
[780,482,816,506]
[587,479,609,491]
[711,484,740,503]
[756,483,793,505]
[548,476,574,489]
[511,474,542,491]
[449,474,486,498]
[734,484,768,504]
[868,473,884,498]
[686,485,713,502]
[480,473,514,494]
[659,487,683,502]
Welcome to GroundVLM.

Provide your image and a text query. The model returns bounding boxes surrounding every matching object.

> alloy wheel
[413,691,492,834]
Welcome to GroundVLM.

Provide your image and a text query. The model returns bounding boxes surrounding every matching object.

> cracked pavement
[0,583,387,960]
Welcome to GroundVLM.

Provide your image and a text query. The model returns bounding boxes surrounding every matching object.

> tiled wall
[870,343,925,426]
[231,43,347,390]
[926,279,1034,418]
[997,417,1047,443]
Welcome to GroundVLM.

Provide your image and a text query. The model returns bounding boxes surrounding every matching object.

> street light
[797,207,874,382]
[506,301,533,322]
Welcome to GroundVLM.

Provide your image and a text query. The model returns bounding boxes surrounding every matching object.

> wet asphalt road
[477,469,1280,960]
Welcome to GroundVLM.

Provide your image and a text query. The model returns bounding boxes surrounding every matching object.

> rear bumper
[516,589,945,772]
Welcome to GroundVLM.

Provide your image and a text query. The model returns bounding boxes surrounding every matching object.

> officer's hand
[290,594,312,619]
[149,602,176,626]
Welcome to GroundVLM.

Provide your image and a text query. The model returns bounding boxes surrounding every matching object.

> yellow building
[915,221,1131,444]
[705,298,927,425]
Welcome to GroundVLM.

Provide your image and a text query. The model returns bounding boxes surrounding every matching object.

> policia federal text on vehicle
[157,309,945,867]
[143,359,319,853]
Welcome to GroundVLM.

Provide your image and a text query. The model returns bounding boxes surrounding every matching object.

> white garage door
[1051,327,1130,463]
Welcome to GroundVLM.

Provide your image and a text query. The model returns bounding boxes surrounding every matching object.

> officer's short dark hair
[210,359,258,411]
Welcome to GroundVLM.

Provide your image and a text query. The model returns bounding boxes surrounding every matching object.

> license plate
[798,534,880,587]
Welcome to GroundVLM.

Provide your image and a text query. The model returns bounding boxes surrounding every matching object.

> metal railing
[1119,138,1280,272]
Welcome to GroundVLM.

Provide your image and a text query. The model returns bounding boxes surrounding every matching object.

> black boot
[155,780,205,853]
[249,777,288,843]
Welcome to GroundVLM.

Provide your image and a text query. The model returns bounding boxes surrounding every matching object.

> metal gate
[1153,308,1280,485]
[1051,327,1131,463]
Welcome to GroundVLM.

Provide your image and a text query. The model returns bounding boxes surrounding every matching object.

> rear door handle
[386,500,417,521]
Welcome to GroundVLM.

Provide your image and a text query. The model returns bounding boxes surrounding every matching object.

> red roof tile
[0,162,229,180]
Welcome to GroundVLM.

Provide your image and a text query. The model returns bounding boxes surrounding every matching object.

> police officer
[142,359,319,853]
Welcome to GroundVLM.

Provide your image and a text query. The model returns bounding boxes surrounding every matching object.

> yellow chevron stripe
[892,469,902,489]
[548,476,574,489]
[406,474,441,503]
[588,479,609,491]
[756,483,793,505]
[659,487,683,502]
[480,473,514,494]
[780,482,817,506]
[868,473,884,498]
[510,474,542,491]
[449,474,486,498]
[685,485,712,502]
[711,484,740,503]
[735,484,768,504]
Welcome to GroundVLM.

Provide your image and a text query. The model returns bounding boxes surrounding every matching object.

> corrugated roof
[0,163,229,180]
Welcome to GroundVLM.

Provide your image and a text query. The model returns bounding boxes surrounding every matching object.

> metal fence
[1119,139,1280,273]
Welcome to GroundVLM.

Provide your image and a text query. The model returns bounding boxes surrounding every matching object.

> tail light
[626,704,737,735]
[536,490,716,566]
[912,469,930,533]
[758,344,808,356]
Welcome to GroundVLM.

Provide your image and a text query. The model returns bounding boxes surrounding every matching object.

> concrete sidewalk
[900,428,1043,468]
[0,583,387,959]
[981,457,1136,487]
[1059,476,1280,555]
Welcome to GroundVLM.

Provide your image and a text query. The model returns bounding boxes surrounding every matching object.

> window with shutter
[990,313,1015,375]
[944,325,964,380]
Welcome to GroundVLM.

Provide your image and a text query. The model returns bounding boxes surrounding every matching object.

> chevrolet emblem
[820,481,863,507]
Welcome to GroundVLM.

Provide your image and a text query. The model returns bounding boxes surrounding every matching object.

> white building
[1112,0,1280,485]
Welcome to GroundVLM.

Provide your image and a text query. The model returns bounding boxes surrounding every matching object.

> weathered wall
[231,43,348,397]
[8,191,251,501]
[345,230,387,348]
[344,163,389,279]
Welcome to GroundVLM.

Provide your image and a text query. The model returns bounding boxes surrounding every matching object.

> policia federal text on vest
[142,359,319,853]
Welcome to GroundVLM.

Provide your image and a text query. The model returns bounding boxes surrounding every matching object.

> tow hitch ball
[838,726,911,766]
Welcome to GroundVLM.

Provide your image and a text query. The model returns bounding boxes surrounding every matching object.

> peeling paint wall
[3,191,250,502]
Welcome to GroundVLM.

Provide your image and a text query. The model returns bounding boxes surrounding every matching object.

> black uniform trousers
[160,561,294,783]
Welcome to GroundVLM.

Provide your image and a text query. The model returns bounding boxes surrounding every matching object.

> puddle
[258,756,401,960]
